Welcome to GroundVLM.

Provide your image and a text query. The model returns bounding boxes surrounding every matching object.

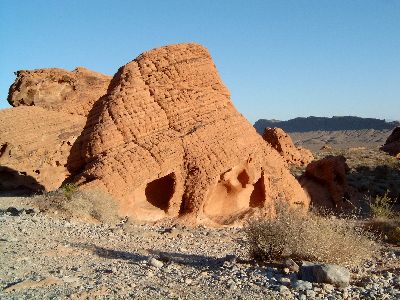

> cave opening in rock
[249,173,266,207]
[237,169,250,188]
[204,167,255,224]
[145,173,176,212]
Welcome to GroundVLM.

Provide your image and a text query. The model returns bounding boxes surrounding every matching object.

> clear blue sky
[1,0,399,122]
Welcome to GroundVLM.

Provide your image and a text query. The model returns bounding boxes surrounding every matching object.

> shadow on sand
[0,166,45,197]
[71,242,228,269]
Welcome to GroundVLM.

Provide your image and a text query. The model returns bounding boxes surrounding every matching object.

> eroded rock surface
[2,43,309,225]
[0,106,86,191]
[8,67,111,117]
[299,155,352,210]
[72,43,309,225]
[262,127,314,166]
[381,127,400,157]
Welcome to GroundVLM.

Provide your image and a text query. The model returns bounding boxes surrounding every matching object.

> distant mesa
[254,116,400,134]
[0,43,310,225]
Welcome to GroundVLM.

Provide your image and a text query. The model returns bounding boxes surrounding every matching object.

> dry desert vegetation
[1,43,400,299]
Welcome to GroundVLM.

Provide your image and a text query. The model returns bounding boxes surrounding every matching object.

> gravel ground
[0,196,399,300]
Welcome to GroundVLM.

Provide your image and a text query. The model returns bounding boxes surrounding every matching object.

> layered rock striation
[71,43,310,224]
[0,106,86,191]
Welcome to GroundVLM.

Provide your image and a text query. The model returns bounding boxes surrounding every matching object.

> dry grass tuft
[246,204,378,267]
[364,191,400,244]
[368,191,395,219]
[35,185,120,224]
[364,218,400,244]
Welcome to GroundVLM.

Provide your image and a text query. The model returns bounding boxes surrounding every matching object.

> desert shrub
[246,203,378,267]
[368,191,395,219]
[61,182,78,200]
[35,187,120,224]
[364,218,400,244]
[364,191,400,244]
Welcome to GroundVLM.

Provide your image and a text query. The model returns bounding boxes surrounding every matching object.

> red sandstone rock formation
[1,43,310,225]
[299,155,352,210]
[71,43,309,225]
[262,127,314,167]
[380,127,400,157]
[0,106,86,191]
[7,67,111,117]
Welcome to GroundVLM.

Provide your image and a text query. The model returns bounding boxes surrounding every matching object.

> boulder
[8,67,111,117]
[0,106,86,191]
[262,127,314,166]
[299,261,350,287]
[380,127,400,156]
[299,155,351,209]
[71,43,310,225]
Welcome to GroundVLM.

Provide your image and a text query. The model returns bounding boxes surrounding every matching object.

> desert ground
[291,129,393,152]
[1,141,400,300]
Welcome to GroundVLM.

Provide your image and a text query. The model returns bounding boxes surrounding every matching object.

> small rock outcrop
[7,67,111,117]
[299,155,351,209]
[0,106,86,191]
[380,127,400,156]
[262,127,314,166]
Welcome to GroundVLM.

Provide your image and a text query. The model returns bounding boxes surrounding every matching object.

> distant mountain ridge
[254,116,399,133]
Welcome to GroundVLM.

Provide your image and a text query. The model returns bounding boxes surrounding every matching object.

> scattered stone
[149,257,164,268]
[278,285,290,293]
[292,280,313,291]
[300,261,350,287]
[6,207,20,216]
[284,258,300,273]
[323,283,335,292]
[280,277,291,285]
